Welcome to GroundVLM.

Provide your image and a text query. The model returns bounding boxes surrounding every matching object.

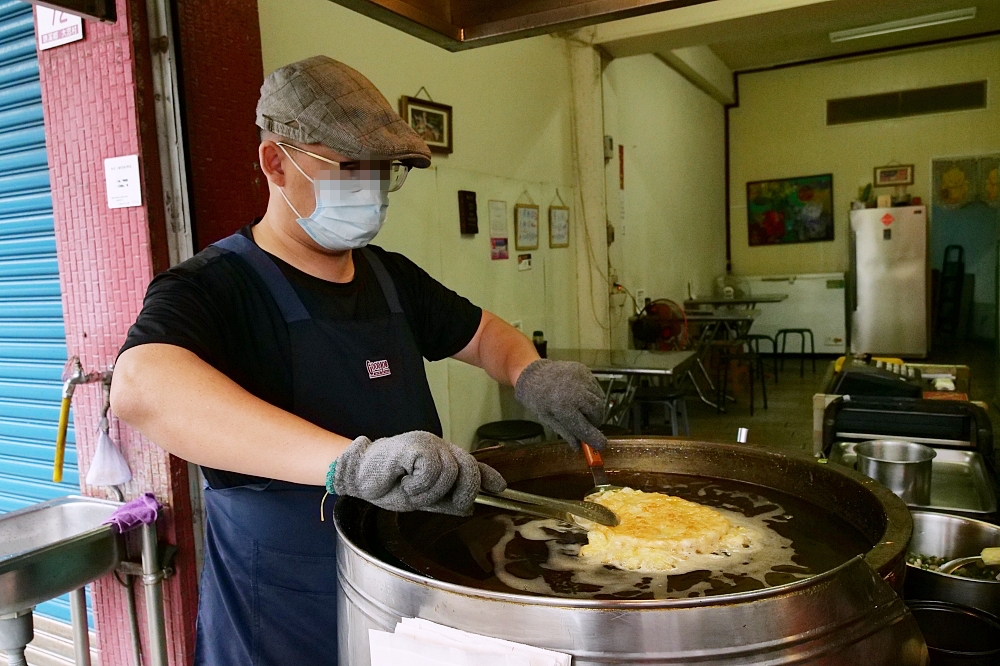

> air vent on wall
[827,81,987,125]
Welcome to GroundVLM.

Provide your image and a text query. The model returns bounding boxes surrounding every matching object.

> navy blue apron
[194,233,442,665]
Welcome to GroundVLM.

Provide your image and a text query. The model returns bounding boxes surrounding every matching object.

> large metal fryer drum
[335,439,926,665]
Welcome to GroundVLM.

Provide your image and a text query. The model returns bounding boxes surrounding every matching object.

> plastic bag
[86,428,132,487]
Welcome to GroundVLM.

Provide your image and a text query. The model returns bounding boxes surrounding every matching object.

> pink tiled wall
[36,1,198,663]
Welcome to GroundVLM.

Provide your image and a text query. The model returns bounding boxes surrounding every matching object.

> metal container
[906,601,1000,666]
[856,440,936,504]
[336,439,926,665]
[828,443,996,517]
[905,511,1000,617]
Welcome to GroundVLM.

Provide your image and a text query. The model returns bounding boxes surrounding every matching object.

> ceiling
[597,0,1000,71]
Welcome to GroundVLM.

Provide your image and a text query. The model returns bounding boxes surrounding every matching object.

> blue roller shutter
[0,0,80,623]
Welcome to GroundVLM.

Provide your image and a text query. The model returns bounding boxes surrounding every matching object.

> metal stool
[744,333,778,383]
[629,386,689,436]
[474,419,544,450]
[775,328,815,377]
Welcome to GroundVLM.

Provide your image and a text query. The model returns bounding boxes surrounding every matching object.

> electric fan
[631,299,689,350]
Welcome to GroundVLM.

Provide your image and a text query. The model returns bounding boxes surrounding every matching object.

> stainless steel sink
[0,496,122,616]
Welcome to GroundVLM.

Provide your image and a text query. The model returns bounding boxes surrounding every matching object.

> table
[683,310,761,409]
[686,309,760,345]
[684,294,788,308]
[547,348,697,425]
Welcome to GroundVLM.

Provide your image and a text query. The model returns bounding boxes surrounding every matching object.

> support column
[568,32,611,349]
[36,0,198,663]
[173,0,267,250]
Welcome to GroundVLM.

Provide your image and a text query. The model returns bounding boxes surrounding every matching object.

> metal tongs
[475,488,619,526]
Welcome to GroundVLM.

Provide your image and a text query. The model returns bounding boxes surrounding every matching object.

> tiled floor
[636,340,999,457]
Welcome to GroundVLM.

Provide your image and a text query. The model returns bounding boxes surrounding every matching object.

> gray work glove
[333,431,507,516]
[515,359,608,451]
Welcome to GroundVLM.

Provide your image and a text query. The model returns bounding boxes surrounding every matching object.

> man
[111,56,607,664]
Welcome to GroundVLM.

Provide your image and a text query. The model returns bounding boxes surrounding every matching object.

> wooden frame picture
[548,205,569,248]
[399,96,453,154]
[514,204,539,251]
[874,164,914,187]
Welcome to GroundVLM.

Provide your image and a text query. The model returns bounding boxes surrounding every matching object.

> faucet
[53,357,113,483]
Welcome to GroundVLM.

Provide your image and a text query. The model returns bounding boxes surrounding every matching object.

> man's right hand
[333,431,507,516]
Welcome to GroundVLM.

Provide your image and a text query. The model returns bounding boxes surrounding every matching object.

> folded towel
[103,493,160,533]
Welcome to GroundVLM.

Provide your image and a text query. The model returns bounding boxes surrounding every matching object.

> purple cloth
[104,492,161,534]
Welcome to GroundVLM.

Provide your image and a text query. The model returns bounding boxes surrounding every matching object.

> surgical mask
[277,145,389,251]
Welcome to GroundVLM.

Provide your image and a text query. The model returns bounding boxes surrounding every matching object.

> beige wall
[603,54,728,348]
[258,0,582,445]
[730,38,1000,276]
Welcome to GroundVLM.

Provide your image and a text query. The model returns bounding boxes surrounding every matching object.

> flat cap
[257,56,431,168]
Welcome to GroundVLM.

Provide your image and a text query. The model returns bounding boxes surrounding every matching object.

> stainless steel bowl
[905,511,1000,617]
[856,440,936,505]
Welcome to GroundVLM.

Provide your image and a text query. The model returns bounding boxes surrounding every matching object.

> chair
[715,342,768,416]
[775,328,816,377]
[629,385,690,436]
[744,333,778,383]
[474,420,544,450]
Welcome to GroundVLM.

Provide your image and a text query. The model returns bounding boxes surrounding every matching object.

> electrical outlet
[510,320,523,331]
[636,289,646,305]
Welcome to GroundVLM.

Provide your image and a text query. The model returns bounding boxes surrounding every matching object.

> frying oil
[490,502,801,599]
[400,473,871,601]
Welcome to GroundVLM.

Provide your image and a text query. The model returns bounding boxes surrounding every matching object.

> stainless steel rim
[907,510,1000,584]
[336,504,880,609]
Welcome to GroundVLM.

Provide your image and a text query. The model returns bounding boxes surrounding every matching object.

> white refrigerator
[848,206,928,358]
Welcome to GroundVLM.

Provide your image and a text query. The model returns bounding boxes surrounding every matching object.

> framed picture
[399,96,453,154]
[874,164,914,187]
[514,204,539,250]
[548,206,569,248]
[746,173,834,247]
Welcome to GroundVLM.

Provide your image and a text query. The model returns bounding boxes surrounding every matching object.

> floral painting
[746,174,834,246]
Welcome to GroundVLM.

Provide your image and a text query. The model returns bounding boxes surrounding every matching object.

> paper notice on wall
[517,254,532,271]
[490,238,509,260]
[488,200,508,237]
[104,155,142,209]
[489,200,509,260]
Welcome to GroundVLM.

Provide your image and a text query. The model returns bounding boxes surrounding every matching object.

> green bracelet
[325,459,337,494]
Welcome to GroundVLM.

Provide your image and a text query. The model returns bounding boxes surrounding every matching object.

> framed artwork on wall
[549,206,569,248]
[874,164,914,187]
[399,96,453,154]
[514,204,539,250]
[746,173,834,247]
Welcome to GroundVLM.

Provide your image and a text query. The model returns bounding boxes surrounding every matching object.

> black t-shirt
[120,224,482,488]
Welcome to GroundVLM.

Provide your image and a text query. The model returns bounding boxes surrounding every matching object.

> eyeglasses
[276,142,410,192]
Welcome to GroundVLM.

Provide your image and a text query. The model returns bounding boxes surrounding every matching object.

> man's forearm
[454,310,539,386]
[111,344,352,486]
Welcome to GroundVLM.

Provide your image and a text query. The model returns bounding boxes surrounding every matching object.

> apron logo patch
[366,359,391,379]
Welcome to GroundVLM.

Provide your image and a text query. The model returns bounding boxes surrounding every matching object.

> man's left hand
[515,359,608,450]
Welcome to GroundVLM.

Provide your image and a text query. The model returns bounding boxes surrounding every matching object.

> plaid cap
[257,56,431,169]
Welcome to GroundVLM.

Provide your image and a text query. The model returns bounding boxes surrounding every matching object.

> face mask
[277,146,389,251]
